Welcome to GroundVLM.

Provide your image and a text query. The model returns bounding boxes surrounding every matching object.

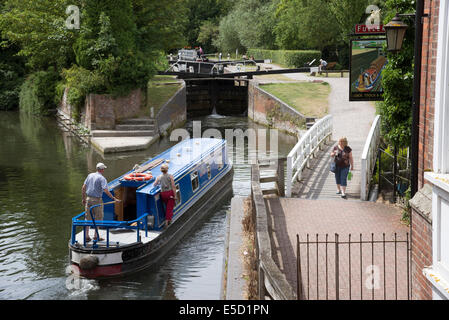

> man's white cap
[96,162,107,170]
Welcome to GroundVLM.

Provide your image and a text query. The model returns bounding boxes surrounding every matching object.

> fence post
[335,233,339,300]
[286,156,292,197]
[277,158,285,197]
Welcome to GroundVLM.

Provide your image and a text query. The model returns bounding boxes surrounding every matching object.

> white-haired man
[82,163,119,242]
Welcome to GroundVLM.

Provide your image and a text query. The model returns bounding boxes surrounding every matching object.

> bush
[0,44,26,111]
[19,69,59,115]
[247,49,321,68]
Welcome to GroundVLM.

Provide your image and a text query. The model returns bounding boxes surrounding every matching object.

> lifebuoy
[124,172,153,181]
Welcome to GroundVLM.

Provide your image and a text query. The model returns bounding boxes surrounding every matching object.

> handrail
[286,115,333,197]
[71,201,150,248]
[360,115,381,200]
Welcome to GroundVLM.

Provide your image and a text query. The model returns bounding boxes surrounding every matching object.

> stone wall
[409,183,433,300]
[248,80,305,136]
[156,83,187,136]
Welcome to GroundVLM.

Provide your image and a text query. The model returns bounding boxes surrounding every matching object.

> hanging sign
[349,38,387,101]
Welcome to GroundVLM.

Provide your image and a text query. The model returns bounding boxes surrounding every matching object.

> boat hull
[69,165,233,279]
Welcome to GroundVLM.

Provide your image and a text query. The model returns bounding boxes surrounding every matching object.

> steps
[91,118,157,138]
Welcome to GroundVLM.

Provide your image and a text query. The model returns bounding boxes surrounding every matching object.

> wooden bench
[326,62,337,70]
[319,69,349,77]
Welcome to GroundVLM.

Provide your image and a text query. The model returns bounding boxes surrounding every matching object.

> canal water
[0,111,296,300]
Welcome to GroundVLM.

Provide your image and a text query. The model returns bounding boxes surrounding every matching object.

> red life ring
[124,172,153,181]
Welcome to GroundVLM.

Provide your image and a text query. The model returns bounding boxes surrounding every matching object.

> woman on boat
[153,164,177,226]
[330,137,354,199]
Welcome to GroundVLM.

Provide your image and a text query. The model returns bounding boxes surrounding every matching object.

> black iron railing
[296,233,411,300]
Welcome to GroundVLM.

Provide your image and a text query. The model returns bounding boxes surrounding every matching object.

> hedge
[19,69,59,115]
[247,49,321,68]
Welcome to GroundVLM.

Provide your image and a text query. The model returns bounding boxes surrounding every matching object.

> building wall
[418,0,440,188]
[410,184,433,300]
[410,0,440,300]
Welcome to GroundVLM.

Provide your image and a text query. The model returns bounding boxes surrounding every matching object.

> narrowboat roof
[108,138,226,195]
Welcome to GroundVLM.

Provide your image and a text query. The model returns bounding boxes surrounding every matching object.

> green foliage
[0,0,79,70]
[247,49,321,68]
[273,0,340,51]
[215,0,276,53]
[0,42,26,110]
[183,0,234,49]
[377,0,416,148]
[19,69,59,115]
[197,20,220,53]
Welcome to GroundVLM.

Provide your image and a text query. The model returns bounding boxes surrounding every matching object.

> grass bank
[260,81,331,118]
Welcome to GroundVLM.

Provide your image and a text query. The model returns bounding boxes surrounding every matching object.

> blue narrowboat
[69,138,233,279]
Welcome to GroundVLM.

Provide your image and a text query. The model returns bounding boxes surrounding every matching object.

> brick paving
[267,198,410,300]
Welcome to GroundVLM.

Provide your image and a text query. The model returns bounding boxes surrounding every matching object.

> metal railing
[360,115,381,200]
[286,115,333,197]
[297,233,411,300]
[71,201,151,248]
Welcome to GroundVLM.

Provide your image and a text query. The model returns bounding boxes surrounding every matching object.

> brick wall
[410,184,433,300]
[248,81,306,135]
[418,0,439,188]
[410,0,440,300]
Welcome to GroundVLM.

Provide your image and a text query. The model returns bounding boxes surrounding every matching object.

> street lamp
[384,13,409,53]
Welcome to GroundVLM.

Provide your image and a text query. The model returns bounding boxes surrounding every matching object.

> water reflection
[0,111,296,299]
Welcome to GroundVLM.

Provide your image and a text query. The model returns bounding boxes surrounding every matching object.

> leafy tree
[273,0,339,51]
[377,0,415,149]
[0,0,78,70]
[183,0,234,49]
[215,0,276,53]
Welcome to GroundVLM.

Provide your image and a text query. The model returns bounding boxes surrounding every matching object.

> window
[174,184,181,207]
[191,172,199,192]
[217,150,223,170]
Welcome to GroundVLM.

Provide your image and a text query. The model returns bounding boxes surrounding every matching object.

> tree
[273,0,339,51]
[215,0,277,53]
[0,0,78,70]
[377,0,415,149]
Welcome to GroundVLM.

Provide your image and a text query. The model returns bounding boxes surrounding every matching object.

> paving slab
[91,135,159,154]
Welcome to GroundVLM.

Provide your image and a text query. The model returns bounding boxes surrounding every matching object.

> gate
[296,233,411,300]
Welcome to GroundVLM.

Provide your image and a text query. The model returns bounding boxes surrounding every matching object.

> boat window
[207,164,211,179]
[175,184,181,207]
[217,151,223,170]
[191,172,199,192]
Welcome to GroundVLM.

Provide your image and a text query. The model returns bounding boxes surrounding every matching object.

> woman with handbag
[330,137,354,199]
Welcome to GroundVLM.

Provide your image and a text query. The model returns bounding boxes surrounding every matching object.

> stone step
[119,118,155,125]
[115,124,155,131]
[91,130,155,137]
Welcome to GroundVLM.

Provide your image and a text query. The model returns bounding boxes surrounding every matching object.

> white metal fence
[286,115,333,197]
[360,115,381,200]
